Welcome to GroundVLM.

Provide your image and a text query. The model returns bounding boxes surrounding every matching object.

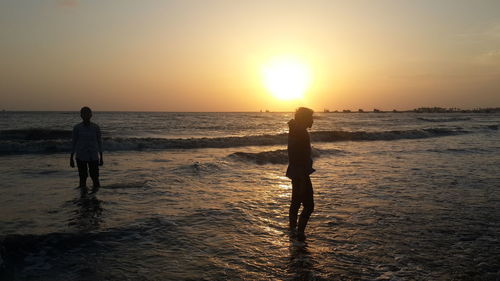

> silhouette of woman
[286,107,315,241]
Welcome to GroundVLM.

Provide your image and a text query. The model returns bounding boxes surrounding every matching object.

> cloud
[456,22,500,41]
[57,0,79,8]
[477,49,500,64]
[485,23,500,39]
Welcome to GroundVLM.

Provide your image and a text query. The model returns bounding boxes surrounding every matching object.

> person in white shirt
[70,106,103,194]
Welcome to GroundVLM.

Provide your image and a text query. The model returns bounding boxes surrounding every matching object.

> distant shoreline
[322,107,500,113]
[1,107,500,113]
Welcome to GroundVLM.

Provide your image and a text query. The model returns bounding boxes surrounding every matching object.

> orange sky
[1,0,499,111]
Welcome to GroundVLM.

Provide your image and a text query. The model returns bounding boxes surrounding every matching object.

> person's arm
[97,125,103,166]
[293,130,310,164]
[70,126,77,167]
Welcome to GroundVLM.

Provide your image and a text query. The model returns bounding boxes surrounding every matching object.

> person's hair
[294,107,313,122]
[80,106,92,114]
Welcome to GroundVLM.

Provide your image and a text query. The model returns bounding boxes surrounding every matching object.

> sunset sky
[1,0,499,111]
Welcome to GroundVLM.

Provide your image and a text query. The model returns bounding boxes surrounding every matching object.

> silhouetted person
[286,107,315,241]
[70,106,103,194]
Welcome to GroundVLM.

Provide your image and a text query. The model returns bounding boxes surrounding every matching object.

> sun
[262,56,312,100]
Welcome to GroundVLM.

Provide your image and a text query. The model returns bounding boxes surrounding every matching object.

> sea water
[0,112,499,280]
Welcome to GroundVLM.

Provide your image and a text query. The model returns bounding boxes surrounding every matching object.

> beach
[1,111,499,280]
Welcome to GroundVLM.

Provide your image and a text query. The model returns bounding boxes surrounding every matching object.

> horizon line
[2,106,500,113]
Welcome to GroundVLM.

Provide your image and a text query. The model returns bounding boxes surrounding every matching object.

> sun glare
[262,57,312,100]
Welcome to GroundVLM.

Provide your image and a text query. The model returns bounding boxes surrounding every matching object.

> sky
[1,0,499,111]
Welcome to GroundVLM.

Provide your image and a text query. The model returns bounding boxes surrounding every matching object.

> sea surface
[0,111,499,281]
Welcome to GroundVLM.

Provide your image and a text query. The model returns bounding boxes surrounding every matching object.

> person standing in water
[70,106,103,194]
[286,107,315,241]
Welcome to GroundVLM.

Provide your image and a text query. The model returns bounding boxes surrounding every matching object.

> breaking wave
[0,127,469,155]
[0,128,72,140]
[228,148,344,165]
[0,216,178,274]
[417,117,471,122]
[173,161,226,175]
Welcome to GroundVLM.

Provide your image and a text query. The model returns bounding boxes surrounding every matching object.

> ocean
[0,111,499,280]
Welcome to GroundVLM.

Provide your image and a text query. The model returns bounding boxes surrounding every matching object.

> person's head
[80,106,92,122]
[294,107,314,128]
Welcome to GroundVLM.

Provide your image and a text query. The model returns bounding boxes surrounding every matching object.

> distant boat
[323,109,330,113]
[265,109,270,113]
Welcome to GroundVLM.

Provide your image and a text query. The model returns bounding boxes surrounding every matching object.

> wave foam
[310,128,466,142]
[0,216,178,271]
[228,148,343,165]
[0,129,72,140]
[0,127,467,155]
[417,117,471,122]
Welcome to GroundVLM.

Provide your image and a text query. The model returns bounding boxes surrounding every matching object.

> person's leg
[76,159,88,196]
[297,176,314,237]
[76,159,88,188]
[88,160,100,192]
[289,178,302,230]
